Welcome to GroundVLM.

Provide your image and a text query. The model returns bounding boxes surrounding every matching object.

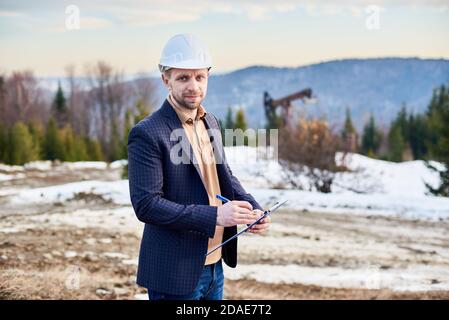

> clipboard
[205,200,288,257]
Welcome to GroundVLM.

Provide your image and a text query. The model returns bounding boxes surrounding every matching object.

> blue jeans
[147,259,224,300]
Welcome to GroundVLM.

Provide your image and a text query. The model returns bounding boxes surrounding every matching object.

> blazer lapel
[160,99,206,188]
[160,99,234,199]
[203,113,225,164]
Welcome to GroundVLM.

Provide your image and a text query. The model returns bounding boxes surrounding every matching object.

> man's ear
[161,74,169,89]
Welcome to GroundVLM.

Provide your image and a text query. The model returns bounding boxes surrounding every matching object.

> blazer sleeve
[127,124,217,238]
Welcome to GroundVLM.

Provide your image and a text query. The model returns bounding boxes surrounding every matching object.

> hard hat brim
[159,59,212,71]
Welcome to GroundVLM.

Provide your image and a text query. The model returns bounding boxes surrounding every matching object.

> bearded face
[162,68,209,110]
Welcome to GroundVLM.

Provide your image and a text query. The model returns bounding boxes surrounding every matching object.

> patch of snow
[0,163,24,173]
[224,264,449,292]
[64,251,77,258]
[0,227,21,233]
[3,148,448,222]
[102,252,129,259]
[249,188,449,222]
[0,173,26,181]
[8,180,130,206]
[24,207,142,233]
[134,293,148,300]
[24,161,52,171]
[334,153,441,196]
[0,187,24,197]
[110,160,128,169]
[61,161,108,170]
[0,173,14,181]
[225,147,443,197]
[122,259,138,265]
[84,238,97,245]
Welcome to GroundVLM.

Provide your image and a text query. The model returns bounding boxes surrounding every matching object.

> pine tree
[44,117,65,161]
[361,114,382,157]
[234,108,247,131]
[425,85,449,196]
[396,105,409,139]
[121,110,133,160]
[408,113,429,160]
[86,137,104,161]
[53,81,68,127]
[28,121,45,159]
[122,113,130,178]
[134,99,150,124]
[74,136,88,161]
[122,100,152,178]
[109,121,122,161]
[54,82,66,112]
[343,108,356,134]
[392,105,413,160]
[427,85,449,162]
[218,119,226,146]
[9,122,39,165]
[0,122,6,163]
[121,100,151,161]
[388,123,405,162]
[341,108,358,152]
[61,124,77,161]
[221,107,235,146]
[225,107,234,129]
[234,108,248,146]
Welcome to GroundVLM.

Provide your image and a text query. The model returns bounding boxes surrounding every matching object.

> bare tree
[133,73,158,109]
[85,61,132,160]
[1,71,49,128]
[0,74,6,125]
[279,118,346,193]
[65,65,91,137]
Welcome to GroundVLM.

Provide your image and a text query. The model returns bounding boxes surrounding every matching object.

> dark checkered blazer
[128,99,263,295]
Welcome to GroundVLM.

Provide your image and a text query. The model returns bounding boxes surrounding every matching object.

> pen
[216,194,230,203]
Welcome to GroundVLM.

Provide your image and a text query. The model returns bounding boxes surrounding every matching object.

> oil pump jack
[264,88,313,129]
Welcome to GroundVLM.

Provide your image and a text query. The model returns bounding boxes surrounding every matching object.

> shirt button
[186,118,194,125]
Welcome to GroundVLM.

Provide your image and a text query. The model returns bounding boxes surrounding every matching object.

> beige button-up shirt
[168,95,224,265]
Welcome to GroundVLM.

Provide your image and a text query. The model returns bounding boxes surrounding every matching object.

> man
[128,33,270,300]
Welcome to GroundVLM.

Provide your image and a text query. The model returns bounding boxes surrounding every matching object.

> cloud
[81,16,112,29]
[0,10,24,17]
[1,0,448,30]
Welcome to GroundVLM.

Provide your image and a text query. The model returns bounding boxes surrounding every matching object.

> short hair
[160,66,211,79]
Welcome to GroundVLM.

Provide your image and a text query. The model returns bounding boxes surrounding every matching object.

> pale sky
[1,0,448,77]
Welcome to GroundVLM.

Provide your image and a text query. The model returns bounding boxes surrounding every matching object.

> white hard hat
[159,33,212,72]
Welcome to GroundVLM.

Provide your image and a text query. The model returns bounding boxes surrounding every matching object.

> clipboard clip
[205,199,288,257]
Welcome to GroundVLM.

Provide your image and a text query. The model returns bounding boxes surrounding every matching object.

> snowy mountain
[145,57,449,130]
[39,57,449,131]
[200,58,449,130]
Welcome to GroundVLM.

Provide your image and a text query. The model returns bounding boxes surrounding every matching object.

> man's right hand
[216,201,256,227]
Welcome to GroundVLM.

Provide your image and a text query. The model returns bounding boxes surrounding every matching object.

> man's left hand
[247,209,271,234]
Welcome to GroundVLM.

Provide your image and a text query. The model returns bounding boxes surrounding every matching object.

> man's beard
[172,91,203,110]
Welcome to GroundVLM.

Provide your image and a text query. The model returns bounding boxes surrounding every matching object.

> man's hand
[247,209,271,234]
[217,201,257,227]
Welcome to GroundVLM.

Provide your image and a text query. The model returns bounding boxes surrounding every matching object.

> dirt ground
[1,164,448,299]
[1,212,449,300]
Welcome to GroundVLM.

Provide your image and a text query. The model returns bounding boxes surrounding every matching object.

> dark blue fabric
[147,259,224,300]
[128,99,263,295]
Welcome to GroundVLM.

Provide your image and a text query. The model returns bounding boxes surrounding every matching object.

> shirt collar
[168,94,207,125]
